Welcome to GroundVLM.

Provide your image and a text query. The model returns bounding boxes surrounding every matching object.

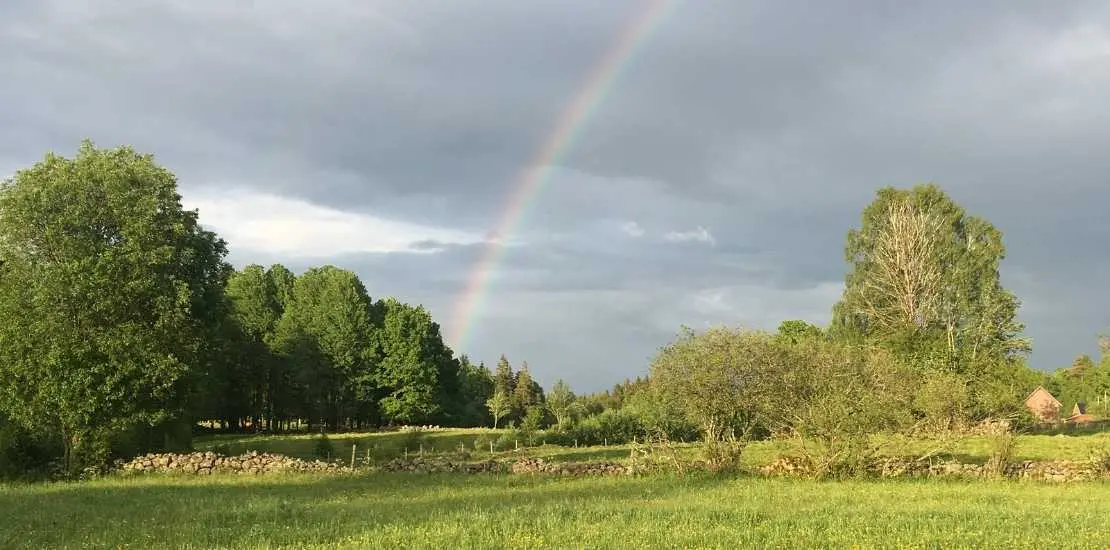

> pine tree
[513,363,538,416]
[493,355,515,397]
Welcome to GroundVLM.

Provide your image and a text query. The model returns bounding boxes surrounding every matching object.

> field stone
[116,451,347,476]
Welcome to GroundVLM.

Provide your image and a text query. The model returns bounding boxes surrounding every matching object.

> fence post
[350,444,357,469]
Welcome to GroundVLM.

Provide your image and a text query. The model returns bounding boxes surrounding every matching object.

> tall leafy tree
[0,142,230,471]
[546,379,578,428]
[493,355,515,397]
[224,265,283,429]
[267,264,296,312]
[831,183,1030,386]
[454,355,494,427]
[272,266,378,431]
[485,391,512,429]
[374,298,457,425]
[513,363,539,417]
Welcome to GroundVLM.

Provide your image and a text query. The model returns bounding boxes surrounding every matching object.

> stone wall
[116,451,1110,482]
[761,455,1109,482]
[509,458,629,476]
[117,451,346,475]
[379,458,505,474]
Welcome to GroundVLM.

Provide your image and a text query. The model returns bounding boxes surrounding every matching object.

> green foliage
[511,363,543,418]
[775,320,824,344]
[374,298,458,425]
[830,183,1031,418]
[493,355,515,397]
[453,356,494,427]
[485,391,512,429]
[1047,350,1110,419]
[311,433,335,460]
[520,406,546,433]
[0,415,60,479]
[0,141,230,473]
[778,342,918,479]
[984,426,1016,478]
[272,266,379,429]
[913,370,971,432]
[650,326,789,442]
[545,379,578,428]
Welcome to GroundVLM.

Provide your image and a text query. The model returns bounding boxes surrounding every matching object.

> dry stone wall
[117,451,346,475]
[761,455,1109,482]
[116,451,1110,483]
[509,458,630,476]
[379,458,505,474]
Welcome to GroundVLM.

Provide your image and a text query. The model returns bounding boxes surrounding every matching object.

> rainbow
[448,0,679,351]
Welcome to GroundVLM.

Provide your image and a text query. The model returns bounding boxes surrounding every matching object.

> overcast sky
[2,1,1108,391]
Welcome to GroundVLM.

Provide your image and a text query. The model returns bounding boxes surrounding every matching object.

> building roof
[1025,384,1061,406]
[1024,386,1062,407]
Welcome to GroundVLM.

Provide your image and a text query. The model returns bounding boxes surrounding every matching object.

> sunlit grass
[3,471,1110,549]
[191,428,1110,467]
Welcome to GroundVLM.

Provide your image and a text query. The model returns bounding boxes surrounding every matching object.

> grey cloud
[3,0,1108,389]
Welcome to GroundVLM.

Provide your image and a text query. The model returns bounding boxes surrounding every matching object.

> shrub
[774,342,917,479]
[700,436,746,474]
[913,370,971,432]
[397,427,426,453]
[519,406,546,445]
[983,422,1016,478]
[473,433,495,453]
[0,418,61,480]
[651,327,794,443]
[312,433,335,460]
[495,428,521,451]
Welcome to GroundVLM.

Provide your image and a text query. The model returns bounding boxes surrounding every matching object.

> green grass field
[5,429,1109,548]
[4,472,1110,549]
[191,428,1110,467]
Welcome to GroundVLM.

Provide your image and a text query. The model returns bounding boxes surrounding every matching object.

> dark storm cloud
[2,0,1108,390]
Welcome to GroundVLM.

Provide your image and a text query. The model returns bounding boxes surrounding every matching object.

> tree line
[2,142,1105,478]
[0,142,549,474]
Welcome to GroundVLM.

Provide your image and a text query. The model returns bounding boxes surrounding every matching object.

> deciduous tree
[831,183,1030,386]
[0,141,230,471]
[374,298,457,425]
[486,391,512,429]
[546,379,578,428]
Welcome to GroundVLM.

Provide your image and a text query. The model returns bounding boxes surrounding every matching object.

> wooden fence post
[350,444,357,469]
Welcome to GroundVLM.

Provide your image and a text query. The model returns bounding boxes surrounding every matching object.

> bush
[913,370,971,432]
[397,426,426,453]
[518,406,546,445]
[473,433,495,453]
[700,437,746,474]
[775,342,918,479]
[495,428,521,451]
[312,433,335,460]
[983,422,1016,478]
[0,418,61,480]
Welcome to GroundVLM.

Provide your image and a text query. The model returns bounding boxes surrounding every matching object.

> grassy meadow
[5,428,1110,548]
[4,471,1110,549]
[191,427,1110,467]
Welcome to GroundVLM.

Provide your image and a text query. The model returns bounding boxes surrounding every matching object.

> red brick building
[1024,386,1062,423]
